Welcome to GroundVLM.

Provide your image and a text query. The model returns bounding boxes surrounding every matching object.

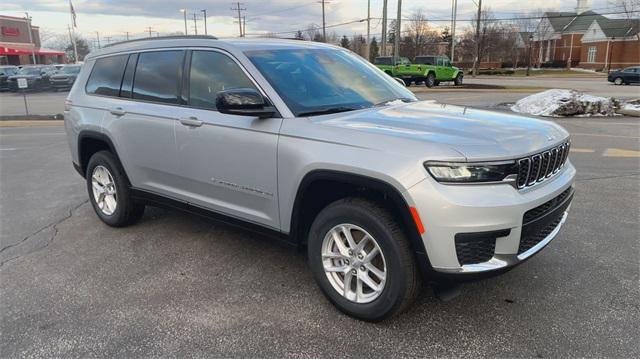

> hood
[313,101,569,161]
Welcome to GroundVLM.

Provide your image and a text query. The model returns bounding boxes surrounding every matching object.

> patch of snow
[511,89,618,117]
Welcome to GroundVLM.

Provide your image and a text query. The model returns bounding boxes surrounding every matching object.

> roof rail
[105,35,218,48]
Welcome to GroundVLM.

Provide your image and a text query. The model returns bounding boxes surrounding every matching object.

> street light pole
[381,0,388,56]
[25,12,37,64]
[472,0,482,77]
[393,0,402,60]
[526,34,533,76]
[180,9,188,35]
[201,9,208,35]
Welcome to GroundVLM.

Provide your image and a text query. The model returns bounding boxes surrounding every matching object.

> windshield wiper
[298,106,360,117]
[374,98,414,107]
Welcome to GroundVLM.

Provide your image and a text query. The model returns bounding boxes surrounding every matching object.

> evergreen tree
[340,35,351,49]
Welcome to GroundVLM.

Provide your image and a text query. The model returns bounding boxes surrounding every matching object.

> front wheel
[454,74,463,86]
[86,151,145,227]
[307,198,419,322]
[614,77,624,85]
[425,73,436,88]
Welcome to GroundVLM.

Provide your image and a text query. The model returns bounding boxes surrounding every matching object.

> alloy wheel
[321,224,387,303]
[91,165,118,215]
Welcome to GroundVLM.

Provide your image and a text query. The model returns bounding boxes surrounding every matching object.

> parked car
[414,55,463,87]
[607,66,640,85]
[7,65,56,91]
[0,65,18,91]
[49,64,83,91]
[65,37,575,321]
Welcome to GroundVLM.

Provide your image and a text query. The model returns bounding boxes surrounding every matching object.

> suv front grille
[517,141,570,189]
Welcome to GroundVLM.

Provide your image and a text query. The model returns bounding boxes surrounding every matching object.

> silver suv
[64,36,575,321]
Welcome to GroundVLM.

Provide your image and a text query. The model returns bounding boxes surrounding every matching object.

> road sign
[17,78,28,89]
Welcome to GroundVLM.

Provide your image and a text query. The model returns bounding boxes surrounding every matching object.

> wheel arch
[289,170,427,258]
[77,130,121,178]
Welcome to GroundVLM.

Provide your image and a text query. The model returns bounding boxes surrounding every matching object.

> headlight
[425,161,518,183]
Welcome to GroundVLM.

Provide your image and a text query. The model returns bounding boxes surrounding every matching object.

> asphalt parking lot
[1,115,638,357]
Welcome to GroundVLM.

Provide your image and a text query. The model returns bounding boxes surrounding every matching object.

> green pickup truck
[374,55,463,88]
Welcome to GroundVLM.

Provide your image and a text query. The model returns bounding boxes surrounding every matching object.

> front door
[173,50,282,229]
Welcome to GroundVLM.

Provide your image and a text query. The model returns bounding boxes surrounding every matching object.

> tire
[403,79,412,86]
[434,80,440,86]
[614,77,624,85]
[86,150,145,227]
[454,74,463,86]
[307,197,419,322]
[425,72,436,88]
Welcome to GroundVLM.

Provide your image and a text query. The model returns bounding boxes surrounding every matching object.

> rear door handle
[179,117,203,127]
[109,107,126,116]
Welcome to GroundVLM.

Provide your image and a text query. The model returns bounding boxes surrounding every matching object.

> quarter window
[132,51,184,104]
[188,51,256,110]
[86,54,128,97]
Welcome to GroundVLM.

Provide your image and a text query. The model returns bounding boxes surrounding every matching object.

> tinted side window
[86,55,128,96]
[133,51,183,104]
[189,51,256,110]
[415,57,434,65]
[375,57,392,65]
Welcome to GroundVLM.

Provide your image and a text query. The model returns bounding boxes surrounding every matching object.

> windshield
[60,66,81,74]
[245,48,417,116]
[17,67,42,76]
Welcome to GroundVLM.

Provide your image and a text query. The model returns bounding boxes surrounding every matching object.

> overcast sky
[0,0,622,44]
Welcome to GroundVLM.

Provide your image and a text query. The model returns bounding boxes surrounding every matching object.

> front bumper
[407,161,576,275]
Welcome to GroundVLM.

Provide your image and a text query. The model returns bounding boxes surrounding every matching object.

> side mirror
[215,88,276,119]
[393,77,406,86]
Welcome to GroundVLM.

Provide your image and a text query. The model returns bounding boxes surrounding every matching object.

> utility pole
[381,0,388,56]
[124,31,130,40]
[24,13,36,64]
[67,25,77,63]
[146,26,153,37]
[104,36,112,44]
[96,31,101,48]
[180,9,188,35]
[393,0,402,60]
[192,13,198,35]
[231,2,246,37]
[201,9,208,35]
[242,16,246,37]
[320,0,327,42]
[366,0,371,60]
[472,0,482,77]
[450,0,457,61]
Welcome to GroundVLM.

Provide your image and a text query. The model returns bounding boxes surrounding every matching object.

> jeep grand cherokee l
[64,36,575,322]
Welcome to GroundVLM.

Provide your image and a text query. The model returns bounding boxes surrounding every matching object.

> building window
[587,46,597,63]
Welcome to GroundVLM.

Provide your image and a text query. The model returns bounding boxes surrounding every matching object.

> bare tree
[404,8,440,59]
[614,0,640,40]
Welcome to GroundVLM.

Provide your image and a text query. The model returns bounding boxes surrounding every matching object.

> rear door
[99,50,185,194]
[172,49,282,229]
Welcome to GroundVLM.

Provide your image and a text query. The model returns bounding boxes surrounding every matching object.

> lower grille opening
[518,214,563,254]
[455,229,510,266]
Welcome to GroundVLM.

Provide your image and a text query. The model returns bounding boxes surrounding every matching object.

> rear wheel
[403,79,412,86]
[425,73,436,88]
[454,74,463,86]
[614,77,624,85]
[86,151,145,227]
[307,197,419,322]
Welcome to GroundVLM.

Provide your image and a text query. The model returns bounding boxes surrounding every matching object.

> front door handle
[179,117,203,127]
[109,107,126,116]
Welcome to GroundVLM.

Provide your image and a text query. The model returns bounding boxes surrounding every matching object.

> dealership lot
[0,115,638,356]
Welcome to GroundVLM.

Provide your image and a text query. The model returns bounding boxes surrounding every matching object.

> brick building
[530,0,639,70]
[0,15,65,65]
